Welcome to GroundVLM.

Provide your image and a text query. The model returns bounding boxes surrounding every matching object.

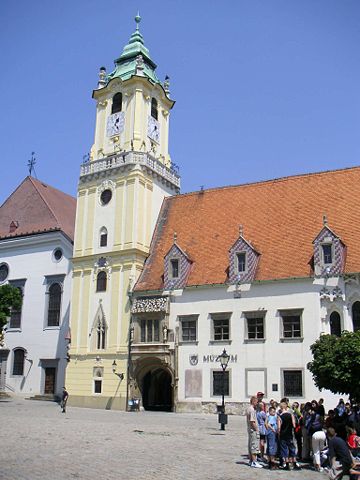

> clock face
[106,112,125,137]
[148,115,160,143]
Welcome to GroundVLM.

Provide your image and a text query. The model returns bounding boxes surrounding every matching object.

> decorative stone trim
[131,296,168,313]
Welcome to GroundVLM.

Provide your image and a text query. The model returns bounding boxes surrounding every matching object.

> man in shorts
[246,395,262,468]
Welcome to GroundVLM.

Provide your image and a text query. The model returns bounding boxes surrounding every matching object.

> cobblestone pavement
[0,397,327,480]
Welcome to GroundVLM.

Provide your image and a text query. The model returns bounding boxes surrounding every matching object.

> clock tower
[66,15,180,410]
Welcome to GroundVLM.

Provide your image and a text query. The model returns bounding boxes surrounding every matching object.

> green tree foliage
[307,331,360,403]
[0,284,22,329]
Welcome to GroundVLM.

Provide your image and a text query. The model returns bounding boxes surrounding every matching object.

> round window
[53,248,63,262]
[100,189,112,205]
[0,263,9,283]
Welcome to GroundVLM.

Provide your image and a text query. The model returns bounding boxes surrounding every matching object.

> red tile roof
[135,166,360,291]
[0,176,76,241]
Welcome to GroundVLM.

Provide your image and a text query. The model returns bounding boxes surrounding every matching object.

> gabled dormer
[163,234,192,290]
[229,227,260,284]
[313,217,346,277]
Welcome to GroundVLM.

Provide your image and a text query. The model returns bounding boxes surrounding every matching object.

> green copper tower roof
[107,14,161,85]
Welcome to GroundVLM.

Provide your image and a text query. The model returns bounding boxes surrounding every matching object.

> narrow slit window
[171,259,179,278]
[151,98,158,120]
[111,93,122,114]
[100,227,108,247]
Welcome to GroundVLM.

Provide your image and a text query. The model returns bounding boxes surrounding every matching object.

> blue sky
[1,0,359,204]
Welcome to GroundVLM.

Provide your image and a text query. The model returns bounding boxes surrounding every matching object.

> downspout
[126,290,133,412]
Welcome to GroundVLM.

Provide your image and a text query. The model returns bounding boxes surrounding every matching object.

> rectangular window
[212,316,230,341]
[322,244,332,264]
[9,280,25,329]
[140,319,160,343]
[281,311,302,338]
[237,252,246,272]
[283,370,303,397]
[170,259,179,278]
[94,379,102,394]
[213,371,229,396]
[246,317,264,339]
[180,316,197,342]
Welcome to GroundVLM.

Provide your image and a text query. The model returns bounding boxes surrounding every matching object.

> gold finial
[173,231,177,243]
[323,214,328,226]
[239,225,243,237]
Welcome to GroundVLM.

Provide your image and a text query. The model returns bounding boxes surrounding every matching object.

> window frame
[236,251,247,273]
[111,92,122,114]
[0,262,9,283]
[140,318,160,343]
[151,97,158,120]
[93,367,104,395]
[96,271,107,292]
[47,282,62,327]
[280,309,303,341]
[329,311,342,337]
[12,348,25,376]
[169,258,180,279]
[99,227,108,247]
[179,315,198,343]
[211,369,230,397]
[282,368,304,398]
[321,243,333,265]
[8,279,26,330]
[210,313,231,343]
[244,311,266,341]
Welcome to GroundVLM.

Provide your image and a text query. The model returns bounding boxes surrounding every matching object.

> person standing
[265,406,278,470]
[246,396,262,468]
[277,401,300,470]
[61,387,69,413]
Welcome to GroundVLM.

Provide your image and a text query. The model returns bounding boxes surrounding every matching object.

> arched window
[47,283,62,327]
[96,317,106,350]
[151,98,158,120]
[330,311,341,337]
[111,93,122,114]
[12,348,25,375]
[100,227,108,247]
[352,302,360,332]
[96,271,107,292]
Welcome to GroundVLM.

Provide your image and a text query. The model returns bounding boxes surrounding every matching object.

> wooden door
[44,368,56,394]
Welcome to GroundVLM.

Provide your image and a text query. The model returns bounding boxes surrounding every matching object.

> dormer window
[170,259,179,278]
[322,244,332,264]
[236,252,246,273]
[111,93,122,114]
[151,98,158,120]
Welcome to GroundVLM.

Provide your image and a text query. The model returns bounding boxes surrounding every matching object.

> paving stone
[0,397,323,480]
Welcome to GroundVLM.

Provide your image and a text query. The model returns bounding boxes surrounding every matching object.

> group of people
[246,392,360,479]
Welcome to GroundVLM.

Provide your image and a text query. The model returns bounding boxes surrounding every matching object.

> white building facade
[130,168,360,413]
[0,177,76,398]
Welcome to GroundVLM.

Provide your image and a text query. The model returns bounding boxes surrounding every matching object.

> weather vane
[27,152,37,177]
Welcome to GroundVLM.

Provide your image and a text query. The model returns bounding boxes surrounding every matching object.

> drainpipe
[126,290,134,412]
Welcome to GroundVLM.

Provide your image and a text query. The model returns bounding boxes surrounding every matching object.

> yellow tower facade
[66,15,180,409]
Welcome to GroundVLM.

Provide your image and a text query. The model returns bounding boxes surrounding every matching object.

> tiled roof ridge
[175,164,360,199]
[28,176,61,228]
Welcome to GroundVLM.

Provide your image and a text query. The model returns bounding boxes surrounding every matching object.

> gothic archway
[141,367,173,412]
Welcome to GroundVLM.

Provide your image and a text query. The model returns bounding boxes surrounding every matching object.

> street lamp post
[218,348,230,431]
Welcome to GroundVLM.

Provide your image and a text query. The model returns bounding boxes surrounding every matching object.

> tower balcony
[80,151,180,190]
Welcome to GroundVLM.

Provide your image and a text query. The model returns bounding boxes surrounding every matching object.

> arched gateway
[132,359,174,412]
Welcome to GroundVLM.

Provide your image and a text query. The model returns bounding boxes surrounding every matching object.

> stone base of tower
[68,394,127,411]
[65,357,128,411]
